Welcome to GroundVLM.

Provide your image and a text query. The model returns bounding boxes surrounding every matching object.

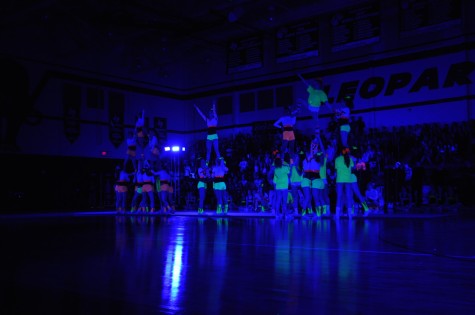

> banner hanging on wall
[227,36,263,74]
[153,117,167,142]
[62,83,81,144]
[330,2,380,52]
[276,19,319,63]
[108,91,125,148]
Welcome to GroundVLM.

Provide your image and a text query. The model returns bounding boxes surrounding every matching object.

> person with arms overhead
[298,74,331,129]
[194,101,221,165]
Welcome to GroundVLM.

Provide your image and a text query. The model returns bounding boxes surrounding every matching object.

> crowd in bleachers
[180,118,475,214]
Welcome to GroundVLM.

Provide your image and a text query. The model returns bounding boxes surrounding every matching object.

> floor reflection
[1,215,474,314]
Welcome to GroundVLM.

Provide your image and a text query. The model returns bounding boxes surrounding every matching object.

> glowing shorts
[313,179,325,189]
[283,131,295,141]
[142,183,154,193]
[301,178,324,189]
[160,183,169,192]
[340,124,351,132]
[213,182,226,190]
[115,185,128,193]
[207,134,218,141]
[301,178,311,188]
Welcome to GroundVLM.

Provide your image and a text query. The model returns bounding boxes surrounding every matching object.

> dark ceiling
[0,0,364,82]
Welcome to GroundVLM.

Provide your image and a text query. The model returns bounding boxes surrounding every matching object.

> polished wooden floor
[1,211,474,315]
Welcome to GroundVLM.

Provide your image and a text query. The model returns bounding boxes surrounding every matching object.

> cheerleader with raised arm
[143,135,160,171]
[135,110,146,139]
[124,131,137,173]
[134,110,150,163]
[194,101,221,165]
[297,74,330,129]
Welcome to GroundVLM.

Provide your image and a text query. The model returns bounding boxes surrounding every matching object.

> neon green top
[273,165,290,190]
[307,86,328,108]
[335,155,354,183]
[290,165,302,184]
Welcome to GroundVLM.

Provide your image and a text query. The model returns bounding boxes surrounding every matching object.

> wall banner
[63,83,81,144]
[154,117,167,142]
[108,91,125,148]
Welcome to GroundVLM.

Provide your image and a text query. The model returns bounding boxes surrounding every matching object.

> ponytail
[342,147,351,168]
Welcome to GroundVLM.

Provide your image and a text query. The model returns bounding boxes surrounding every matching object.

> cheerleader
[334,147,354,219]
[319,152,331,217]
[114,167,131,213]
[194,102,221,165]
[143,135,160,171]
[124,131,137,173]
[130,167,144,212]
[167,183,175,214]
[135,110,146,138]
[306,133,326,218]
[211,158,228,214]
[316,135,330,217]
[335,96,352,148]
[272,153,290,220]
[134,110,150,163]
[301,142,323,217]
[298,74,330,128]
[141,162,157,213]
[156,165,172,214]
[290,151,305,215]
[197,158,210,214]
[350,155,370,216]
[273,106,298,155]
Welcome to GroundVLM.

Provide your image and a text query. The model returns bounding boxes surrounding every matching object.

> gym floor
[1,211,474,315]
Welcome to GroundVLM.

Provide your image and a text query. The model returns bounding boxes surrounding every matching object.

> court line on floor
[216,241,435,257]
